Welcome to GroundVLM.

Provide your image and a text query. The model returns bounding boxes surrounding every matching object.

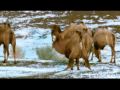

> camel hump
[4,23,11,28]
[0,22,11,32]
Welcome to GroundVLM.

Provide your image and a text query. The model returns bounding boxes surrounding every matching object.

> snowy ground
[1,58,120,79]
[0,11,120,78]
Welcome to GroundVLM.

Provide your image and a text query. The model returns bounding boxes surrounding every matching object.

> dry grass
[10,46,25,59]
[36,46,68,65]
[36,46,67,60]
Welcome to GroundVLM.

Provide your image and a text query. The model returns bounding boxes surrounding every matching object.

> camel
[50,24,91,70]
[0,22,16,64]
[93,28,116,63]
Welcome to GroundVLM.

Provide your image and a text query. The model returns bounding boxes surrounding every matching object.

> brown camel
[0,22,16,64]
[51,24,91,70]
[93,28,116,63]
[63,23,93,62]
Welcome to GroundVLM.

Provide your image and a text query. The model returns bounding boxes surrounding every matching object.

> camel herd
[0,22,116,71]
[51,22,116,70]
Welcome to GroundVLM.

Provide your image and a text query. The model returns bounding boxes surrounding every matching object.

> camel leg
[76,58,80,70]
[94,48,101,62]
[65,59,74,70]
[12,43,16,64]
[6,46,9,61]
[82,55,91,69]
[83,57,91,70]
[109,34,116,63]
[90,52,94,60]
[69,59,74,70]
[110,45,115,63]
[113,48,116,63]
[90,47,94,60]
[70,59,74,70]
[3,45,7,64]
[82,49,91,69]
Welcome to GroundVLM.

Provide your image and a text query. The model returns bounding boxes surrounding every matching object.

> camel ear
[83,28,88,32]
[80,21,84,24]
[92,28,96,37]
[49,25,61,31]
[76,30,82,39]
[49,24,57,30]
[92,30,95,37]
[49,25,54,30]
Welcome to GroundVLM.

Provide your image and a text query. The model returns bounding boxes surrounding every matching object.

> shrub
[36,46,67,61]
[10,46,25,59]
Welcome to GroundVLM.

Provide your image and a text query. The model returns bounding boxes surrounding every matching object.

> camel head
[50,24,62,42]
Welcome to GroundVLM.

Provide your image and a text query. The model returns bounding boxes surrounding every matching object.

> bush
[10,46,25,59]
[36,46,67,61]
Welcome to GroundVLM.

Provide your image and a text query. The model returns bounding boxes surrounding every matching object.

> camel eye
[52,35,56,42]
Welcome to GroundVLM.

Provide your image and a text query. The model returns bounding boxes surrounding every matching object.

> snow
[86,20,120,29]
[50,63,120,79]
[90,15,99,18]
[81,16,120,29]
[0,66,63,78]
[0,59,63,78]
[0,26,52,59]
[0,17,8,22]
[1,61,120,78]
[82,19,94,23]
[14,27,52,59]
[84,15,88,18]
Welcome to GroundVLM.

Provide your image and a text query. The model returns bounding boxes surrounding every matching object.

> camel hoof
[71,68,73,70]
[14,61,17,64]
[64,66,71,70]
[110,61,116,64]
[2,63,7,66]
[110,61,112,63]
[77,68,80,70]
[3,60,7,63]
[88,67,91,70]
[98,60,101,62]
[113,61,116,63]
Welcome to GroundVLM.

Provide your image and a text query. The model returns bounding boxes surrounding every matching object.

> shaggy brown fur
[51,24,91,70]
[93,28,116,63]
[61,22,88,39]
[82,31,93,60]
[0,23,16,64]
[64,23,93,61]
